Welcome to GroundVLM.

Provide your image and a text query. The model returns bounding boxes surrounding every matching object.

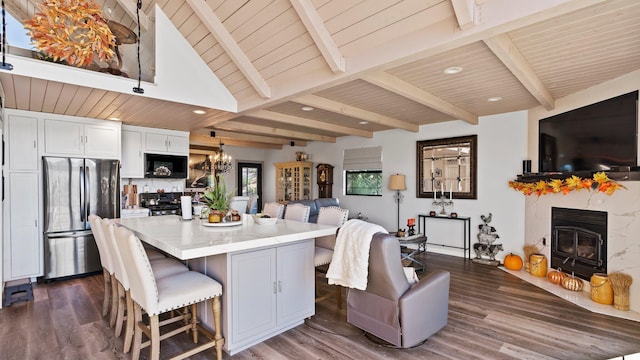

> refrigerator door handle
[46,230,93,238]
[85,165,91,216]
[80,165,86,222]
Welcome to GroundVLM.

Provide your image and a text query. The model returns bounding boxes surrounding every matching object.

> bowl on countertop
[253,214,278,225]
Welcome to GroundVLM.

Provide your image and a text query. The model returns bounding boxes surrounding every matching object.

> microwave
[144,153,188,178]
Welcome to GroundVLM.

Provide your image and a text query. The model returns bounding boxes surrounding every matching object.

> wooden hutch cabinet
[275,161,313,203]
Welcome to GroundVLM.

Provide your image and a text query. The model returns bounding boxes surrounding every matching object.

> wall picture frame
[417,135,477,199]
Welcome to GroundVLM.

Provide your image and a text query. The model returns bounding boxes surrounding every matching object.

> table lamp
[389,174,407,231]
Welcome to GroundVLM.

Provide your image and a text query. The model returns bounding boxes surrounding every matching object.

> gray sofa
[286,198,339,223]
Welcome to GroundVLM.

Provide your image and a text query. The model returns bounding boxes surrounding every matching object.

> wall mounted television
[539,91,638,173]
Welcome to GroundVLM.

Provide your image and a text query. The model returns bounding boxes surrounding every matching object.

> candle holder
[407,224,416,236]
[432,195,453,215]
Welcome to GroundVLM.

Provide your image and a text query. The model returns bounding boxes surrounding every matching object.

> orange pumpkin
[547,269,566,285]
[503,253,523,271]
[562,274,584,292]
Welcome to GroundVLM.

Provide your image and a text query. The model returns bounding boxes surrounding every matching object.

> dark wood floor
[2,252,640,360]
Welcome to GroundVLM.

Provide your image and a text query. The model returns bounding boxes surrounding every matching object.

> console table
[418,214,471,260]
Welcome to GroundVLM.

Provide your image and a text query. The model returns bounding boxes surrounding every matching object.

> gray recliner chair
[347,233,450,348]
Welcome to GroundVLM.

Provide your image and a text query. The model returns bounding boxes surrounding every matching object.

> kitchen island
[119,215,337,355]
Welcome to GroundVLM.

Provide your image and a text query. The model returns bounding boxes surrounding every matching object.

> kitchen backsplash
[121,178,186,194]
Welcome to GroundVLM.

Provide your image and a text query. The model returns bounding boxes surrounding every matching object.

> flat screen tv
[539,91,638,173]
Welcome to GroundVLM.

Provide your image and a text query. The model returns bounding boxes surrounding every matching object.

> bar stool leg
[212,296,224,360]
[149,315,160,360]
[191,304,198,344]
[115,283,125,337]
[132,303,143,360]
[123,291,134,353]
[102,269,111,318]
[109,274,119,328]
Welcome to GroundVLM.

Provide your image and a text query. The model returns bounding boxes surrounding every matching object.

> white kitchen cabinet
[145,130,189,155]
[120,127,144,178]
[7,114,38,171]
[43,118,121,158]
[192,239,314,355]
[4,172,41,280]
[229,240,314,353]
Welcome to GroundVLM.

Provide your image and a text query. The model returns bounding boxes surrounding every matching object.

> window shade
[343,146,382,171]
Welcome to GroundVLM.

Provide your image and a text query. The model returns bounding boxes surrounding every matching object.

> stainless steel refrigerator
[43,157,120,279]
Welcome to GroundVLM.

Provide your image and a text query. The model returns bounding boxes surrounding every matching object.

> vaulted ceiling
[1,0,639,150]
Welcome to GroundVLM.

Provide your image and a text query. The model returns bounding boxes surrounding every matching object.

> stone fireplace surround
[521,181,640,321]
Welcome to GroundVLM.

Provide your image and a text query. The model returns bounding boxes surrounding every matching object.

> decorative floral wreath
[509,172,625,196]
[24,0,116,67]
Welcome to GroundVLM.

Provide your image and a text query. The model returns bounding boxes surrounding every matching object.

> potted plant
[202,177,235,223]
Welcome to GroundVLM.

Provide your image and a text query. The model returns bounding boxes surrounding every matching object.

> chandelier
[214,140,233,174]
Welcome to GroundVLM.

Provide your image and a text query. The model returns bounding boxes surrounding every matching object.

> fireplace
[550,207,607,280]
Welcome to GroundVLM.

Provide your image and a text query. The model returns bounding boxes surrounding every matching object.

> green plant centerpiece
[202,177,235,223]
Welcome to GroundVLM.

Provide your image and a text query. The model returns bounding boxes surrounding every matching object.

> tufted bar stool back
[114,226,225,360]
[284,203,311,223]
[88,214,114,319]
[263,202,285,219]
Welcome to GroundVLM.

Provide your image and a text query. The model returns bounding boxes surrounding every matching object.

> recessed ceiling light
[193,109,206,114]
[359,121,369,125]
[108,117,120,121]
[487,97,502,102]
[443,66,463,74]
[301,106,314,111]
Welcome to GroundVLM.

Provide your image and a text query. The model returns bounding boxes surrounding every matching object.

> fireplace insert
[550,207,607,280]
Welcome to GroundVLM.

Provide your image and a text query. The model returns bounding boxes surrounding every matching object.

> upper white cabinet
[120,126,189,178]
[7,114,38,171]
[121,127,144,178]
[43,117,121,158]
[145,130,189,155]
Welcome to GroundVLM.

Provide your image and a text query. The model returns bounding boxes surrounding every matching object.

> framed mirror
[417,135,477,199]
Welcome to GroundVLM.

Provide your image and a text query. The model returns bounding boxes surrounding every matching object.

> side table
[397,234,427,272]
[418,214,471,260]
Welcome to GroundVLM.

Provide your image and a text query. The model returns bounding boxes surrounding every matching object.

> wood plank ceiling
[1,0,639,150]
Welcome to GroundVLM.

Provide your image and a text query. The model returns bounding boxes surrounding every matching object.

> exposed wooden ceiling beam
[483,33,555,110]
[289,0,345,73]
[116,0,149,31]
[190,134,283,149]
[295,94,418,132]
[186,0,272,99]
[450,0,475,30]
[364,72,478,125]
[191,128,307,146]
[248,110,372,138]
[216,120,336,143]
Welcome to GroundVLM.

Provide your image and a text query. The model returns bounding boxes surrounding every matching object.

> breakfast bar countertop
[118,215,337,260]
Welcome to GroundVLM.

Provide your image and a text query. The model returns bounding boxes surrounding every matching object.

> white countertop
[118,215,337,260]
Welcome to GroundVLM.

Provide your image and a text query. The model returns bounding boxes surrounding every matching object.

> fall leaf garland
[509,172,625,196]
[23,0,116,67]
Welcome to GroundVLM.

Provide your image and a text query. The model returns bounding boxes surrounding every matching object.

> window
[343,146,383,196]
[345,170,382,196]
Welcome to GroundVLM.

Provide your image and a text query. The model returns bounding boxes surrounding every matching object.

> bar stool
[114,226,224,360]
[101,218,190,353]
[88,214,116,320]
[314,206,349,308]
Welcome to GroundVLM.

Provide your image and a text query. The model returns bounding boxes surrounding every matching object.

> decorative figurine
[472,212,503,266]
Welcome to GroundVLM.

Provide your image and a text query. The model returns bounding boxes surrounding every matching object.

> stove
[140,192,182,216]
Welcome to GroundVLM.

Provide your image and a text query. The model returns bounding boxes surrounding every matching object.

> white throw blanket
[326,219,388,290]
